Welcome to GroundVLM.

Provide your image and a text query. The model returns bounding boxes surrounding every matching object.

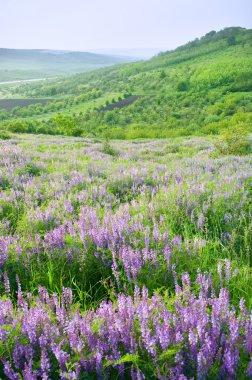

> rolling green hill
[1,27,252,139]
[0,48,132,82]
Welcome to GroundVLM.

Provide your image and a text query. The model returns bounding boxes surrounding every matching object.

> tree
[159,70,166,79]
[227,35,236,46]
[176,80,189,92]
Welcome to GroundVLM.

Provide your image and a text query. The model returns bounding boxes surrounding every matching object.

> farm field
[0,134,251,379]
[0,99,54,111]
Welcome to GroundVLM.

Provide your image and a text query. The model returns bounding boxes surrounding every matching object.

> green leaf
[104,353,139,368]
[158,346,181,362]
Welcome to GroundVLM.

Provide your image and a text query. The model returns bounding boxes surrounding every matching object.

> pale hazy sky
[0,0,251,51]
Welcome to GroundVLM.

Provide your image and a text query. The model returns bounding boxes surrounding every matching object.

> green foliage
[6,119,32,133]
[101,138,120,157]
[227,35,236,46]
[0,201,23,232]
[104,353,139,368]
[159,69,166,79]
[0,175,11,190]
[0,130,12,140]
[0,135,251,377]
[19,163,42,176]
[0,27,251,140]
[215,125,251,155]
[176,80,189,91]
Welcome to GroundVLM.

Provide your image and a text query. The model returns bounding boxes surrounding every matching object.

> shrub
[18,163,42,177]
[6,120,33,133]
[176,80,189,91]
[0,130,12,140]
[215,124,251,155]
[101,139,120,157]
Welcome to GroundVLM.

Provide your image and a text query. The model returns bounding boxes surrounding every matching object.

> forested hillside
[1,27,252,139]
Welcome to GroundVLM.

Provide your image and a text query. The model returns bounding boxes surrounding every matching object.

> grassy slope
[1,27,252,138]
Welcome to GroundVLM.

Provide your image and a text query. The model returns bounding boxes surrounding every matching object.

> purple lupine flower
[164,244,172,269]
[16,274,27,309]
[222,346,238,377]
[197,214,205,229]
[217,261,223,285]
[13,343,26,370]
[0,236,14,267]
[247,358,252,377]
[224,259,231,283]
[51,341,70,371]
[62,287,73,309]
[3,361,20,380]
[22,362,37,380]
[4,271,11,297]
[41,350,51,380]
[172,236,182,249]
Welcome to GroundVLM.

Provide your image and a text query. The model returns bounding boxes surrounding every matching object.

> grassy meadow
[0,26,252,379]
[0,134,251,379]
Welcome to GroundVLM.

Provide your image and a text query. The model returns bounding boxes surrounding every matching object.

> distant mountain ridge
[89,48,169,59]
[0,48,132,82]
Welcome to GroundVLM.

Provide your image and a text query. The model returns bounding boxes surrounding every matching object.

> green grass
[0,133,251,378]
[1,134,251,308]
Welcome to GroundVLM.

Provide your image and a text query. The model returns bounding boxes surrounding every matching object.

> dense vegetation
[0,27,252,139]
[0,134,251,379]
[0,27,252,379]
